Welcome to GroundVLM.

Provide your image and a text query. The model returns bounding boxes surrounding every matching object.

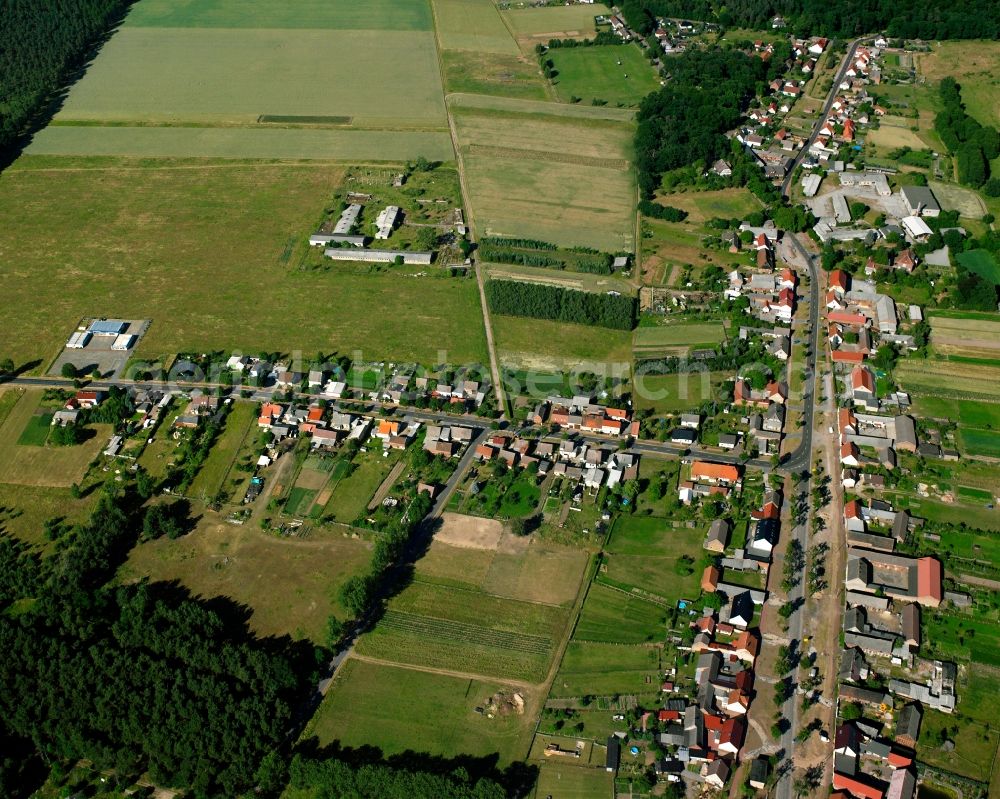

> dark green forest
[0,0,133,155]
[485,280,638,330]
[935,77,999,188]
[634,48,768,198]
[618,0,1000,39]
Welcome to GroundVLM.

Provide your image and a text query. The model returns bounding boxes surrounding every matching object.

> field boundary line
[347,652,536,689]
[464,143,628,170]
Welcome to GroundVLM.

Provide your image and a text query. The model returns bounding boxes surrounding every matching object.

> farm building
[901,216,932,240]
[88,319,127,336]
[900,185,940,217]
[112,333,136,351]
[66,331,92,349]
[375,205,400,239]
[325,248,432,265]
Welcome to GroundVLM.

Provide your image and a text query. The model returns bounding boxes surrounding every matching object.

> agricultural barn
[112,334,136,351]
[325,248,432,265]
[66,331,92,349]
[900,185,940,217]
[89,319,127,336]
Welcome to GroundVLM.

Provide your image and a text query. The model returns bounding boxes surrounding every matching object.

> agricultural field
[308,658,538,762]
[0,390,110,488]
[894,358,1000,402]
[923,610,1000,669]
[322,449,403,524]
[548,45,661,107]
[416,536,589,606]
[124,0,434,30]
[450,99,635,251]
[119,515,373,643]
[501,4,610,48]
[549,640,661,698]
[355,580,571,682]
[0,158,487,369]
[440,49,548,101]
[653,188,761,225]
[492,315,633,371]
[574,583,667,644]
[432,0,519,53]
[0,483,97,549]
[866,124,929,151]
[958,428,1000,458]
[632,370,728,415]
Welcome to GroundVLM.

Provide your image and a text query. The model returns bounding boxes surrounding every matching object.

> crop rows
[379,610,552,654]
[465,143,628,171]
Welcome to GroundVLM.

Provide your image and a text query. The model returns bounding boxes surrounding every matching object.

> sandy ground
[435,511,505,549]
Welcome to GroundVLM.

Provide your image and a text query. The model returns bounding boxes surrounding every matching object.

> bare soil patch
[436,512,505,550]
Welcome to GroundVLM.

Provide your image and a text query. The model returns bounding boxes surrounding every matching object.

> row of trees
[935,77,999,188]
[478,243,613,274]
[485,279,637,330]
[634,49,766,198]
[0,0,134,156]
[617,0,999,39]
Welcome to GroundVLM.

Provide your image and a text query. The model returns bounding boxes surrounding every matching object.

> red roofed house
[829,268,849,294]
[852,365,876,396]
[841,441,861,467]
[73,390,104,409]
[702,565,721,593]
[916,557,943,607]
[833,772,886,799]
[691,461,741,484]
[829,311,868,328]
[845,500,865,533]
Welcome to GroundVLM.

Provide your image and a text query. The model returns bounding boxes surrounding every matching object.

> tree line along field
[0,159,487,368]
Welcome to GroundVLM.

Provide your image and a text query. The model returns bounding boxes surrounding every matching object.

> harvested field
[930,312,1000,357]
[493,316,633,371]
[465,143,627,170]
[867,125,928,150]
[502,4,610,48]
[308,659,538,762]
[929,180,987,219]
[894,359,1000,402]
[435,512,505,549]
[55,29,446,127]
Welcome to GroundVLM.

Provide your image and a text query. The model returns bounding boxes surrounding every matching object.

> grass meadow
[125,0,434,30]
[502,4,610,45]
[0,159,486,368]
[440,50,548,100]
[433,0,519,53]
[632,371,728,415]
[119,515,374,643]
[322,450,403,524]
[307,658,538,762]
[549,44,661,107]
[919,41,1000,129]
[531,763,614,798]
[957,250,1000,285]
[550,640,660,698]
[187,402,257,502]
[492,315,634,372]
[574,583,667,644]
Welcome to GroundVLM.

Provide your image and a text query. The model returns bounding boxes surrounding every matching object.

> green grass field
[924,612,1000,668]
[912,395,1000,428]
[653,188,762,225]
[125,0,434,30]
[493,315,633,371]
[633,322,725,353]
[307,659,537,762]
[958,427,1000,458]
[440,50,548,101]
[0,159,486,369]
[28,127,455,161]
[549,45,661,107]
[550,640,660,698]
[957,249,1000,285]
[356,581,570,682]
[56,29,446,127]
[531,763,614,799]
[632,371,727,415]
[574,583,667,644]
[0,482,98,548]
[16,413,53,446]
[451,101,635,251]
[918,707,998,782]
[323,451,401,524]
[433,0,519,53]
[187,402,257,501]
[502,5,610,40]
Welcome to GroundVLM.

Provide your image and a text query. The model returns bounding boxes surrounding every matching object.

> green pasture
[440,50,548,100]
[912,396,1000,428]
[433,0,519,53]
[549,45,661,107]
[574,583,667,644]
[923,612,1000,668]
[959,427,1000,458]
[550,640,660,698]
[29,127,455,161]
[55,29,446,126]
[918,708,998,782]
[494,316,633,372]
[957,249,1000,285]
[323,451,400,524]
[187,402,257,501]
[0,159,486,369]
[632,371,727,415]
[502,4,610,38]
[531,763,614,798]
[306,659,536,763]
[125,0,434,30]
[16,413,53,446]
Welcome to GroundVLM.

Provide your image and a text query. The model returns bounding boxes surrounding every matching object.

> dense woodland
[618,0,1000,39]
[485,279,638,330]
[0,480,320,797]
[0,0,133,155]
[634,48,769,198]
[935,77,999,188]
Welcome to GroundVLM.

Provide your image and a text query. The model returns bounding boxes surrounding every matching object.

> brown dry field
[435,511,506,549]
[119,512,373,643]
